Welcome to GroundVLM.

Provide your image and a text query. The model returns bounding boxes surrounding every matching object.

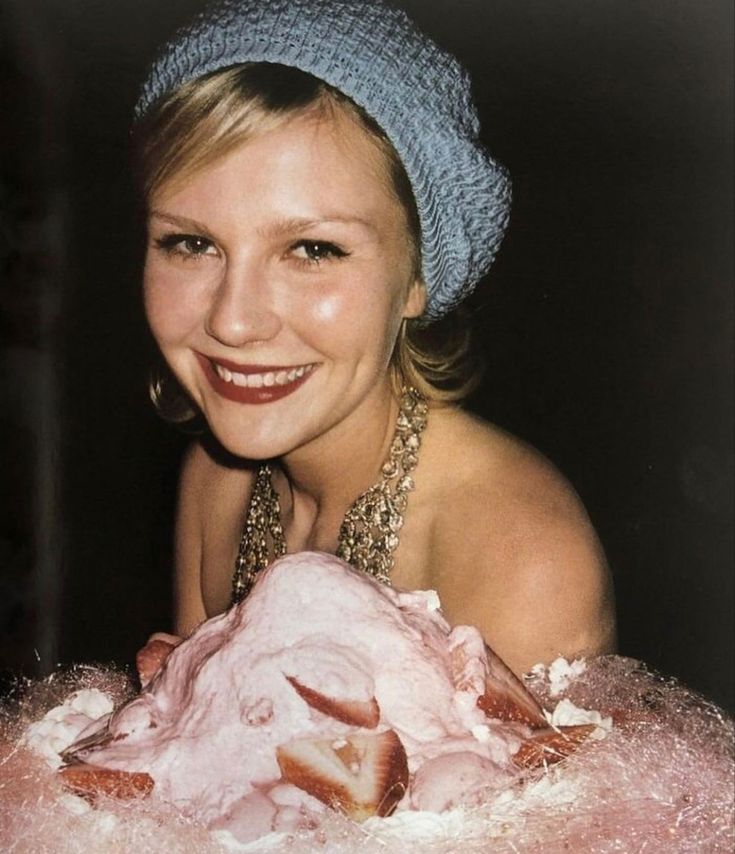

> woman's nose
[204,266,282,347]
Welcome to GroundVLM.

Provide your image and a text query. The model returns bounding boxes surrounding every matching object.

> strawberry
[285,675,380,728]
[59,764,155,802]
[136,637,177,687]
[512,723,597,768]
[477,645,548,729]
[276,729,408,821]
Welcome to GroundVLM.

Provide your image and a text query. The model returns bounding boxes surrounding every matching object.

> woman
[137,0,616,677]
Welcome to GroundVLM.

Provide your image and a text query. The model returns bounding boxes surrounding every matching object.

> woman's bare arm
[433,440,616,676]
[470,514,616,676]
[172,442,209,637]
[172,439,259,635]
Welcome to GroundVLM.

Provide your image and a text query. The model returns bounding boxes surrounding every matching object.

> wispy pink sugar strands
[510,656,735,853]
[0,744,225,854]
[0,667,221,854]
[0,650,733,852]
[2,665,135,741]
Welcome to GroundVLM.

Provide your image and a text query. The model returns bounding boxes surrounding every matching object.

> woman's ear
[403,278,427,319]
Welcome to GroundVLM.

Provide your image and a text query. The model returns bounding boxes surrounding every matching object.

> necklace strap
[232,465,287,602]
[231,387,428,604]
[336,387,427,583]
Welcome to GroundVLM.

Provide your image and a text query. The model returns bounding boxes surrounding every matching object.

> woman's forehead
[155,108,405,224]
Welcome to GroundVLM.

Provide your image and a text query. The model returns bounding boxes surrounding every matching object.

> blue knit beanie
[137,0,511,321]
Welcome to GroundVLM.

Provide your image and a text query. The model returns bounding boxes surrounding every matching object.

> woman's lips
[196,354,316,404]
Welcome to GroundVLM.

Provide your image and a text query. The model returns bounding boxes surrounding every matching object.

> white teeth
[232,372,248,387]
[214,362,314,387]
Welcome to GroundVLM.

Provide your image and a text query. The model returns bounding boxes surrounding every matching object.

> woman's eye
[154,233,216,258]
[292,240,348,264]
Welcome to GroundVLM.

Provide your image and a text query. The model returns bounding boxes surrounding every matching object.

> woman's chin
[210,433,286,462]
[204,419,299,462]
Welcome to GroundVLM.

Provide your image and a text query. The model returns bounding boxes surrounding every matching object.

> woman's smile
[197,353,318,404]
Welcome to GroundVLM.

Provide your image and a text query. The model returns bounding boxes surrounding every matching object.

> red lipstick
[196,354,314,405]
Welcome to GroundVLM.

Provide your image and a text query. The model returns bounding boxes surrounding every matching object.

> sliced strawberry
[59,764,154,802]
[136,637,177,687]
[512,723,597,768]
[285,675,380,729]
[477,645,548,729]
[276,729,408,821]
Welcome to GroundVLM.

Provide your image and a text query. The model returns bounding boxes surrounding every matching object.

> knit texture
[137,0,511,320]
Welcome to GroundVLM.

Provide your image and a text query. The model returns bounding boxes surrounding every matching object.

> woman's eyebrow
[148,209,213,236]
[148,209,379,242]
[258,215,378,238]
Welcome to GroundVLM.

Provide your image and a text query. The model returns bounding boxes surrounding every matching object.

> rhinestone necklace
[231,387,428,604]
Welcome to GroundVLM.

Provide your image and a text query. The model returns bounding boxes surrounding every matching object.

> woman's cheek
[143,264,204,344]
[301,287,387,359]
[308,291,343,324]
[143,280,176,344]
[303,270,393,326]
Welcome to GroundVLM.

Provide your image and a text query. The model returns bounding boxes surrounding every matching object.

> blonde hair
[134,64,478,421]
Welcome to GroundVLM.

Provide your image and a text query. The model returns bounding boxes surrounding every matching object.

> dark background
[1,0,732,712]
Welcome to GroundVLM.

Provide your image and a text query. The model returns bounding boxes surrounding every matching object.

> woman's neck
[274,382,401,548]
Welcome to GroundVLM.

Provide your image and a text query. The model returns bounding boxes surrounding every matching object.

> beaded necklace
[231,388,428,604]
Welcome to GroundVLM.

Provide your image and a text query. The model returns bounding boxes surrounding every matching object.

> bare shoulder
[420,406,616,675]
[174,439,257,634]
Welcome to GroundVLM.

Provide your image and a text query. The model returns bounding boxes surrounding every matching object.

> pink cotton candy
[65,553,521,834]
[1,554,732,852]
[2,662,733,853]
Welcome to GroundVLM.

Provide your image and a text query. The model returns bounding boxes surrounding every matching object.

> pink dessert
[61,552,577,841]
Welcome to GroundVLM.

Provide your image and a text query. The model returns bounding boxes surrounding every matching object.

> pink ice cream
[65,553,533,839]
